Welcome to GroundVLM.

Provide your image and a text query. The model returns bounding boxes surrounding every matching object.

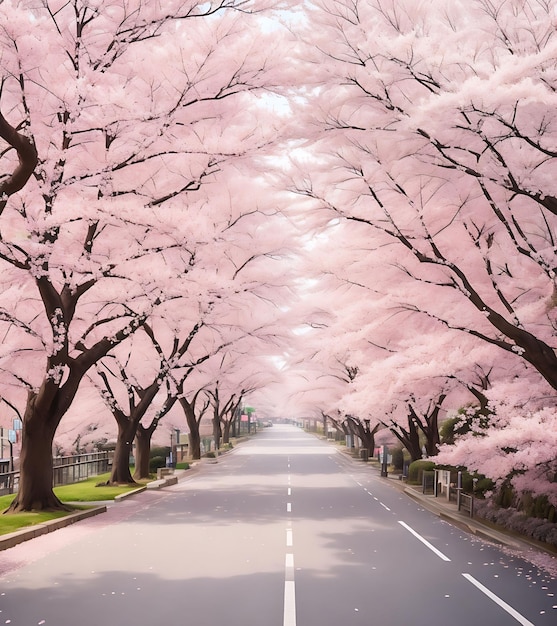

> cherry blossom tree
[287,0,557,491]
[0,0,295,511]
[0,112,37,208]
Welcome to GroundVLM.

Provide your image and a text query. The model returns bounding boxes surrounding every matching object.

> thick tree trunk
[180,397,202,459]
[222,418,232,444]
[213,412,222,451]
[5,395,69,512]
[390,417,422,462]
[110,422,137,484]
[134,425,153,480]
[188,429,201,460]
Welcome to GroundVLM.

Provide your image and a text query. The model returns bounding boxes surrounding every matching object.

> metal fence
[0,451,110,496]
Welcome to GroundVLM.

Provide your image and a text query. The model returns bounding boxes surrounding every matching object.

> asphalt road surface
[1,424,556,625]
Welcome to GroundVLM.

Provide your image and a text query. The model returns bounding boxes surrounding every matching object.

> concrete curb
[328,439,555,555]
[0,505,107,551]
[0,437,258,552]
[114,486,147,501]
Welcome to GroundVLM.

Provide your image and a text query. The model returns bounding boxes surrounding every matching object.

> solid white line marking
[286,528,293,547]
[462,574,535,626]
[287,502,292,513]
[284,580,296,626]
[398,521,451,561]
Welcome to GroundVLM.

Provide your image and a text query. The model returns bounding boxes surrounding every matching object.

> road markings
[285,553,295,579]
[398,521,451,561]
[380,502,391,511]
[287,502,292,513]
[287,487,291,496]
[286,528,293,547]
[462,573,535,626]
[284,580,296,626]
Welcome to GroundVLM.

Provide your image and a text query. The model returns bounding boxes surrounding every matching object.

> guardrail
[0,452,110,496]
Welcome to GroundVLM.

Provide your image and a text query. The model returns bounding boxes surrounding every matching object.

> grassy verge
[53,473,150,502]
[0,472,151,536]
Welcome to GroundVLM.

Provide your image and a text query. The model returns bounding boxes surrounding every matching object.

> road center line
[398,521,451,561]
[284,580,296,626]
[287,502,292,513]
[285,553,295,580]
[380,502,391,511]
[286,528,293,547]
[287,487,291,496]
[462,573,535,626]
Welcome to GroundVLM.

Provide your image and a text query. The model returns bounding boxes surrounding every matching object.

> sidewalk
[0,464,200,552]
[335,442,556,556]
[0,442,243,552]
[382,465,556,556]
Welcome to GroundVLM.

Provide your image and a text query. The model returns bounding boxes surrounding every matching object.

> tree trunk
[222,418,232,444]
[188,429,201,460]
[110,422,137,484]
[5,401,69,512]
[134,424,154,480]
[213,411,222,450]
[180,397,203,459]
[390,416,422,462]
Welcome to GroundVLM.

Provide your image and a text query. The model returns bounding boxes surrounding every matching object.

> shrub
[407,460,436,485]
[149,455,166,471]
[150,446,170,459]
[475,500,557,548]
[391,447,404,471]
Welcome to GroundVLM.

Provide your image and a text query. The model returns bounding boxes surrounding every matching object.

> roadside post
[380,445,388,477]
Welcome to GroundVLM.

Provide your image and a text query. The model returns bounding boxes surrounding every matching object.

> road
[1,424,556,625]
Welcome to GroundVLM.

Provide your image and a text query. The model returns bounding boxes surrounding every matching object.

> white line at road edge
[462,573,535,626]
[398,521,451,562]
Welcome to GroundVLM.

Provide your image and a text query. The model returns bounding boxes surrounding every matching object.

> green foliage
[515,492,556,522]
[441,405,492,445]
[149,456,166,471]
[205,451,216,458]
[149,446,170,459]
[175,462,190,470]
[407,460,436,485]
[439,417,461,445]
[391,447,404,471]
[495,481,515,508]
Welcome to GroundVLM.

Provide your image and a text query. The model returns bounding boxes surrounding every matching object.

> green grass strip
[0,509,76,536]
[53,473,150,502]
[0,471,151,536]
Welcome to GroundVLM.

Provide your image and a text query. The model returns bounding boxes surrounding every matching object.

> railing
[0,471,18,496]
[0,451,110,496]
[457,490,475,517]
[52,452,110,487]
